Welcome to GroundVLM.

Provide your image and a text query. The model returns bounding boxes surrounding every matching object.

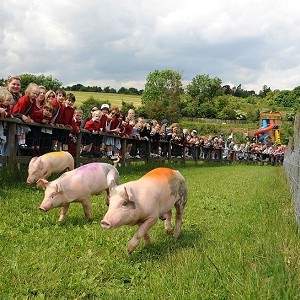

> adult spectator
[7,75,22,110]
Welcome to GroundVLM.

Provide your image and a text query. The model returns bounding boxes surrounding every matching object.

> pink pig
[27,151,74,185]
[38,162,119,222]
[100,167,187,253]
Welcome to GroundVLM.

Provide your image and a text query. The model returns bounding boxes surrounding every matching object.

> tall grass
[0,164,299,299]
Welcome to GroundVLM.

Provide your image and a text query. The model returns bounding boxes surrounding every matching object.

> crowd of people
[0,76,285,165]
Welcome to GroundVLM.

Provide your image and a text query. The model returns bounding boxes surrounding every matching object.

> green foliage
[0,165,299,299]
[80,96,110,119]
[135,105,148,119]
[197,103,217,118]
[186,74,224,105]
[180,121,221,136]
[273,88,300,107]
[0,73,61,94]
[141,69,183,122]
[120,100,135,115]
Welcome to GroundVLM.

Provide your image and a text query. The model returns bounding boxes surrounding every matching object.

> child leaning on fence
[12,82,40,149]
[29,102,55,154]
[50,88,66,151]
[81,109,104,157]
[0,88,13,159]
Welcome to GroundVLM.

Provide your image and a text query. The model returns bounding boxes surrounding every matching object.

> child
[103,108,121,159]
[12,82,39,149]
[0,88,12,118]
[50,88,66,151]
[69,109,83,156]
[56,93,78,151]
[0,88,13,162]
[81,109,103,156]
[119,116,133,158]
[30,103,55,154]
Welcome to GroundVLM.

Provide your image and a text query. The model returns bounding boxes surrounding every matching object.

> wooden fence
[0,117,283,172]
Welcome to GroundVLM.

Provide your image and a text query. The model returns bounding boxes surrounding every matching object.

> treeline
[1,71,299,123]
[64,83,144,95]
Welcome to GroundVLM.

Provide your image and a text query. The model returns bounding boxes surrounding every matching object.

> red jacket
[54,103,79,133]
[119,124,133,137]
[12,94,36,118]
[50,99,63,123]
[105,117,121,132]
[84,119,102,133]
[31,109,52,124]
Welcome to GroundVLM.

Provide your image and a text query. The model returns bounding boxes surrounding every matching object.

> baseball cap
[101,104,110,110]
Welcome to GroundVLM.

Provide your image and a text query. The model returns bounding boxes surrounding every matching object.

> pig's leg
[143,231,151,246]
[59,204,70,222]
[173,199,186,238]
[127,217,158,253]
[81,197,92,220]
[164,210,172,234]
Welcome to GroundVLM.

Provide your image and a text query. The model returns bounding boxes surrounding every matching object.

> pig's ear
[36,179,48,190]
[38,160,44,170]
[123,187,136,209]
[124,186,137,201]
[30,156,39,164]
[56,183,63,193]
[107,170,118,190]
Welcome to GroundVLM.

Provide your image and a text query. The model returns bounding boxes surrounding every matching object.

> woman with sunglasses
[45,90,56,103]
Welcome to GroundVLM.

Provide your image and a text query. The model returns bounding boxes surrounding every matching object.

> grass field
[0,163,299,299]
[71,91,142,109]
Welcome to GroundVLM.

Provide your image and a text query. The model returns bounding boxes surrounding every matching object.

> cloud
[1,0,300,93]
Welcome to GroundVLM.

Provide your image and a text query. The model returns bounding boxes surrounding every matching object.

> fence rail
[0,117,283,172]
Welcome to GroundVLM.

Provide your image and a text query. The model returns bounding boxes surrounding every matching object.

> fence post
[74,131,83,167]
[7,122,17,172]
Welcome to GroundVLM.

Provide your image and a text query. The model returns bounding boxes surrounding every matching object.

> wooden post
[7,121,17,172]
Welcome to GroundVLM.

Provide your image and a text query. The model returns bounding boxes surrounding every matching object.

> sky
[1,0,300,93]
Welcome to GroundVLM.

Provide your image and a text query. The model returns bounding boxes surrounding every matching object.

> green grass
[71,91,142,108]
[0,164,299,299]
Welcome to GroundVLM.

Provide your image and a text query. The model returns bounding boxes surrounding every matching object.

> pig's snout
[100,220,112,229]
[26,179,33,184]
[39,206,48,212]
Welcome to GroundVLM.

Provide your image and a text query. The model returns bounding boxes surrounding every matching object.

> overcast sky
[1,0,300,93]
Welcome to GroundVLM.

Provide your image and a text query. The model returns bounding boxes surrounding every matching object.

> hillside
[71,91,142,109]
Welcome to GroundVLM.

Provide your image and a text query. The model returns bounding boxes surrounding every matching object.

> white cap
[101,104,110,110]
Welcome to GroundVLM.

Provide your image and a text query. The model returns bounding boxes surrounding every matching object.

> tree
[19,74,62,94]
[80,96,110,119]
[141,69,183,122]
[118,87,127,94]
[197,103,217,118]
[258,85,271,98]
[186,74,224,110]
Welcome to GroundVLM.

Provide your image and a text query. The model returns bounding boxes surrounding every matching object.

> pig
[27,151,74,185]
[38,162,119,222]
[100,167,187,253]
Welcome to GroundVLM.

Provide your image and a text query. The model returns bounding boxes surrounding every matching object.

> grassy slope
[71,91,142,109]
[0,163,299,299]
